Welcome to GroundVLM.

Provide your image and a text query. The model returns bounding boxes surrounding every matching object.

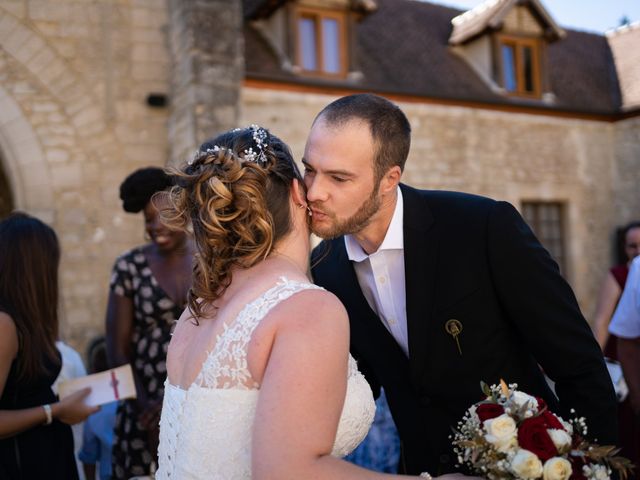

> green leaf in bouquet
[480,381,493,399]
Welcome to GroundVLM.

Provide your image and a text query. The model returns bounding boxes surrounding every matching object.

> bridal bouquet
[452,381,632,480]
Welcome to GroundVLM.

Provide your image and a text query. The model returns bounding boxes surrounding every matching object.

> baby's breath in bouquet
[452,381,633,480]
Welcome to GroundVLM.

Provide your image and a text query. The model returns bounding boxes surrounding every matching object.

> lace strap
[194,277,324,389]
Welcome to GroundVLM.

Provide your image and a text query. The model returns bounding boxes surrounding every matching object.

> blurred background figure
[591,220,640,470]
[0,212,97,479]
[79,337,117,480]
[105,167,194,479]
[608,255,640,475]
[593,221,640,352]
[53,339,89,479]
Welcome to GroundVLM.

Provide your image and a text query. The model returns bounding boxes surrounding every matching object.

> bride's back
[166,261,311,391]
[155,126,331,480]
[157,125,312,392]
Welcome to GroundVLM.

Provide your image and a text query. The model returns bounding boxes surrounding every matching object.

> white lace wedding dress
[156,278,376,479]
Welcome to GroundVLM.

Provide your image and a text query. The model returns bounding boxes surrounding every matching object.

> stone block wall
[0,0,172,352]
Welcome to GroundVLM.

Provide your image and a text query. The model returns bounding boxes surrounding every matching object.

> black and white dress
[109,246,184,479]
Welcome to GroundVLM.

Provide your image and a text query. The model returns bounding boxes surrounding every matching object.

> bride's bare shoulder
[270,287,349,337]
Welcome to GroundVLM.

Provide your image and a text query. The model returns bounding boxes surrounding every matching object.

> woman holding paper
[0,212,98,479]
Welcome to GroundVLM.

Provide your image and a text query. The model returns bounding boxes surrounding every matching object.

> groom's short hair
[314,93,411,182]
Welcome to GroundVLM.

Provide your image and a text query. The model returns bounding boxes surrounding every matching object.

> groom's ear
[379,166,401,195]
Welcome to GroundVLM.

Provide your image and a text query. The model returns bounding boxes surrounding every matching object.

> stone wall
[0,0,172,352]
[613,116,640,226]
[167,0,244,164]
[241,86,638,319]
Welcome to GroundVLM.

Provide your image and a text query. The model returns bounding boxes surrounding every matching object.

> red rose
[476,403,505,422]
[536,397,547,411]
[569,454,587,480]
[541,410,565,430]
[517,416,558,461]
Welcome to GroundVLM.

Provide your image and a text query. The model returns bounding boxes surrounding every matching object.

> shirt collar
[345,186,404,262]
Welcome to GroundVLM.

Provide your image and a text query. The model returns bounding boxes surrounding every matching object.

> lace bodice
[157,278,375,479]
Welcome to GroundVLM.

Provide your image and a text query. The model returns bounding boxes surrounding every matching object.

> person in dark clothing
[0,212,97,479]
[306,93,618,475]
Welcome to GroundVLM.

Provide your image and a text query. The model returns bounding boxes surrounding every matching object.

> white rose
[511,391,539,410]
[547,429,572,453]
[559,419,573,436]
[484,414,517,451]
[542,457,572,480]
[511,449,544,479]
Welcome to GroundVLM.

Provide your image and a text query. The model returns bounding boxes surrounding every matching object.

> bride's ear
[290,178,307,208]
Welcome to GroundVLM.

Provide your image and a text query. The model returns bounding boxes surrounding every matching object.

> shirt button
[388,318,396,325]
[378,276,386,284]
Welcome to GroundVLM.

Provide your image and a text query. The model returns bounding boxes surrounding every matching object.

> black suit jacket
[311,184,617,475]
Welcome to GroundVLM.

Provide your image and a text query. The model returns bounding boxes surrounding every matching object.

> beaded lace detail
[193,277,323,390]
[157,277,375,479]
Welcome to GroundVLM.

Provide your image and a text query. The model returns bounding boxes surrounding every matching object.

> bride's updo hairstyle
[160,125,304,321]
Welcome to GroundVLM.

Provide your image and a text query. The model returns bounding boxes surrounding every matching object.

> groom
[306,94,617,475]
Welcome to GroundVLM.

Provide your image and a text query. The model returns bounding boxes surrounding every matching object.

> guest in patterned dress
[105,167,194,479]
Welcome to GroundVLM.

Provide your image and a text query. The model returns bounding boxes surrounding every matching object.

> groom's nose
[305,175,328,204]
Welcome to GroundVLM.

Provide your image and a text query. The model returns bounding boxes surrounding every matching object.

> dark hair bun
[119,167,173,213]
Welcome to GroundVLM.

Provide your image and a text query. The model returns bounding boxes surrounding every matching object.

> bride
[155,126,469,479]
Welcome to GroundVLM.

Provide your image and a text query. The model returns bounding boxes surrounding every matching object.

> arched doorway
[0,154,13,218]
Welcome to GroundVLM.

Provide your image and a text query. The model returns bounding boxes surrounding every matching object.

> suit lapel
[329,239,408,359]
[401,184,439,385]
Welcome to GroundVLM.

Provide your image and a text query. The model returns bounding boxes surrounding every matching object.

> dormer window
[449,0,565,101]
[499,35,541,96]
[295,7,347,77]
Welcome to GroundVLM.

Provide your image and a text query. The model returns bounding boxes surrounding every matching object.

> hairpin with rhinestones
[188,146,221,166]
[243,124,268,166]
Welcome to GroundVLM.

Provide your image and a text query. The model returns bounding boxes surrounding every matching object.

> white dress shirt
[610,256,640,339]
[345,187,409,356]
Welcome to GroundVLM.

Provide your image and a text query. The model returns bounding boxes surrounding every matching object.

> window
[521,201,566,273]
[295,7,347,77]
[498,36,541,97]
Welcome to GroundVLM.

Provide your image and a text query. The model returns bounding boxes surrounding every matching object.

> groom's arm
[486,201,618,444]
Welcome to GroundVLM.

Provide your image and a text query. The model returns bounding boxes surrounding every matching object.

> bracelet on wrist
[42,404,52,425]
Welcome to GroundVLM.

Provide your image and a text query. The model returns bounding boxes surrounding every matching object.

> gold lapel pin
[445,319,463,356]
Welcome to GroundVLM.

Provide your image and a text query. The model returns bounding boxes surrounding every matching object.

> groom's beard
[310,183,381,240]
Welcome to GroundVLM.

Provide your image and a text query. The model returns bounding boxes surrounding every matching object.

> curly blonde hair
[159,126,304,321]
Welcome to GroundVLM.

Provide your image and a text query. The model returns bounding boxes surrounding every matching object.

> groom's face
[302,117,381,239]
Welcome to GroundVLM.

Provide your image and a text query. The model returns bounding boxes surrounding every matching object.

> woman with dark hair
[593,221,640,351]
[0,212,98,479]
[106,167,194,479]
[154,126,472,480]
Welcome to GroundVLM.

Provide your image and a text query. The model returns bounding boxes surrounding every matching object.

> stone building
[0,0,638,353]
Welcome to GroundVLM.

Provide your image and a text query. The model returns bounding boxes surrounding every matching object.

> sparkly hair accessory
[243,124,269,166]
[188,146,221,166]
[187,125,269,166]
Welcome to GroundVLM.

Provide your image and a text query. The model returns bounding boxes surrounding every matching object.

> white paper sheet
[58,364,137,406]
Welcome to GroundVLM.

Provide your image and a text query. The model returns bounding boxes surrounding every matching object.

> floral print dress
[109,247,184,479]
